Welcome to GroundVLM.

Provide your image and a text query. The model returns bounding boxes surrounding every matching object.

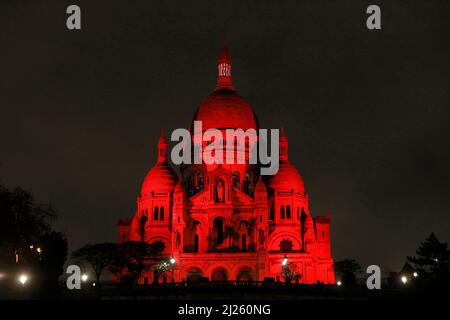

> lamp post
[170,256,176,283]
[282,254,289,283]
[282,254,288,266]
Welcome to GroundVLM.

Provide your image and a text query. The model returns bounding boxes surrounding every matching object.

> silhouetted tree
[0,185,56,245]
[113,241,165,284]
[72,243,118,285]
[333,259,362,286]
[34,232,68,298]
[0,185,56,268]
[0,184,66,298]
[408,233,449,281]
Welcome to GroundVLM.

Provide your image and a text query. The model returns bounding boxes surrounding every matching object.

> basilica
[117,43,335,284]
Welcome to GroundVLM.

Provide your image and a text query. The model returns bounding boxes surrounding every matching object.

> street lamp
[337,281,342,286]
[282,255,288,266]
[170,256,176,283]
[401,276,408,284]
[19,274,28,286]
[81,274,88,282]
[413,272,418,278]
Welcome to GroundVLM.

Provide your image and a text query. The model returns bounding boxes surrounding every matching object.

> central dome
[193,89,258,131]
[191,42,258,131]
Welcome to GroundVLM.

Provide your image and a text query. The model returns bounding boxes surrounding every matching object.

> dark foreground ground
[2,280,449,300]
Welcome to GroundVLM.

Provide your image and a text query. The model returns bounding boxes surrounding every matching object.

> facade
[117,43,335,284]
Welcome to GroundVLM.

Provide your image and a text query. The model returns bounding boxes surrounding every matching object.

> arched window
[194,234,199,253]
[232,171,240,189]
[281,205,285,219]
[197,174,204,191]
[286,205,291,219]
[270,204,275,221]
[160,206,165,221]
[244,173,252,195]
[139,213,147,241]
[242,234,247,252]
[154,207,159,221]
[213,218,224,245]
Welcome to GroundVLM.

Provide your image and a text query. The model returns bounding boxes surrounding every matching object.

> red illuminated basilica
[117,42,335,284]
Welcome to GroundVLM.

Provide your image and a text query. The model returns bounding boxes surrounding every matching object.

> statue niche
[215,178,225,203]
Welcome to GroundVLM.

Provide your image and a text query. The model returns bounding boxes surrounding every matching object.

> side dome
[265,161,305,194]
[264,128,305,194]
[141,132,178,195]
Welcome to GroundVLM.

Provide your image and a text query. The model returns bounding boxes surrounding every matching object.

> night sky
[1,0,449,274]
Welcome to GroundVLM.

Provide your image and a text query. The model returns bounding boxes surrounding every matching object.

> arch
[244,173,252,195]
[185,267,204,282]
[160,206,165,221]
[197,173,204,191]
[212,217,224,245]
[147,236,172,254]
[236,267,254,281]
[211,267,228,281]
[241,234,247,252]
[194,234,199,253]
[232,171,240,189]
[139,213,147,241]
[191,220,201,253]
[267,232,302,252]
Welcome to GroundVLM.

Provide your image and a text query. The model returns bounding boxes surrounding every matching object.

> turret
[215,39,234,91]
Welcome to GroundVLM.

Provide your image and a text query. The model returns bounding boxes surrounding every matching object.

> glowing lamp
[170,257,176,265]
[337,281,342,286]
[282,255,288,266]
[413,272,418,278]
[81,274,88,282]
[401,276,407,284]
[19,274,28,285]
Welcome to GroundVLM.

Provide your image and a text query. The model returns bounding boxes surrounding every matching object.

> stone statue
[216,180,225,203]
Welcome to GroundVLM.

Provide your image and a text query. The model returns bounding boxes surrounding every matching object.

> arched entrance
[211,268,228,281]
[236,268,253,281]
[186,268,203,282]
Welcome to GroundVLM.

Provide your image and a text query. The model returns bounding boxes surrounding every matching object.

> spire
[157,130,167,163]
[280,127,289,161]
[255,175,267,192]
[215,39,234,91]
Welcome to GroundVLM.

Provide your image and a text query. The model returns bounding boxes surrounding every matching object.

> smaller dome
[141,163,177,194]
[141,131,177,195]
[265,161,305,194]
[264,127,304,194]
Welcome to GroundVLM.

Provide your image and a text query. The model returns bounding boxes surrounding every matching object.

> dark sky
[1,0,449,273]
